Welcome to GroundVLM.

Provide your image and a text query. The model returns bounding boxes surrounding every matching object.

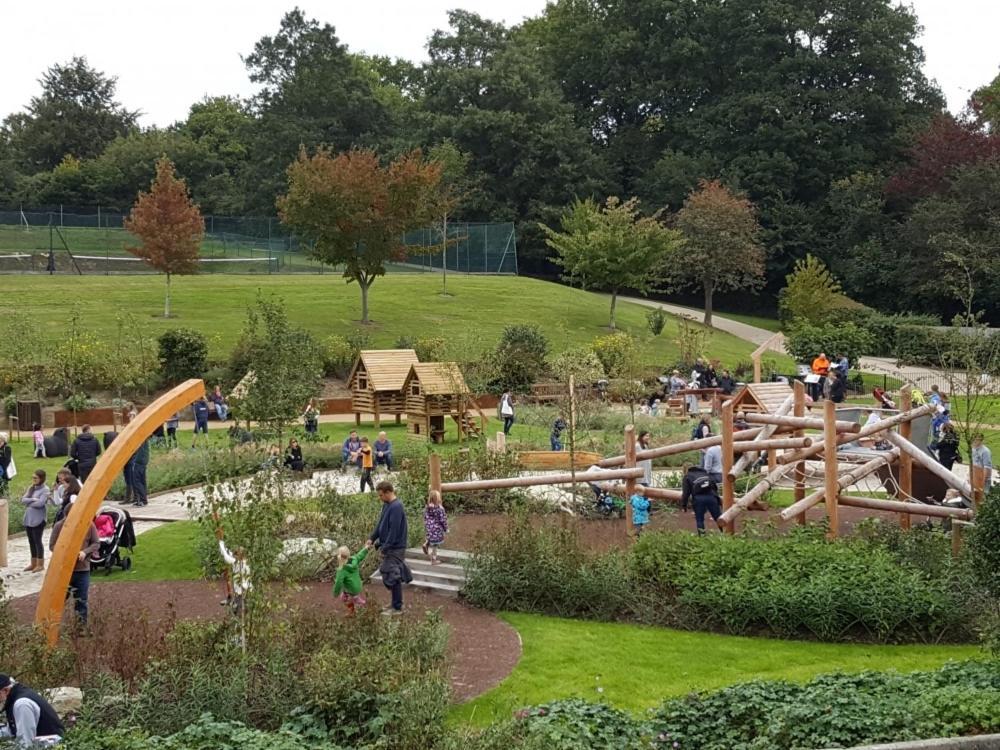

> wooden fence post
[721,400,735,535]
[0,499,8,568]
[898,386,913,530]
[429,453,442,498]
[951,521,966,558]
[972,465,986,510]
[793,380,806,526]
[823,399,839,539]
[624,425,636,541]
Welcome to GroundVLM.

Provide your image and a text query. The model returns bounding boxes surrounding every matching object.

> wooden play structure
[402,362,486,442]
[348,349,420,428]
[36,378,205,646]
[429,380,982,546]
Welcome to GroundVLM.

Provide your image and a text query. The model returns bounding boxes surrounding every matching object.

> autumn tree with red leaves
[277,148,442,323]
[668,180,765,326]
[124,157,204,318]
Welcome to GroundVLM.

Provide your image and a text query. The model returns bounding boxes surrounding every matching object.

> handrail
[751,332,786,383]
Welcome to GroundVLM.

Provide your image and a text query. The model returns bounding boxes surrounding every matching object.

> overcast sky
[2,0,997,128]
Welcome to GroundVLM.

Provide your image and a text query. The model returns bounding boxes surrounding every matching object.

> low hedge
[515,661,1000,749]
[463,517,983,643]
[895,324,1000,370]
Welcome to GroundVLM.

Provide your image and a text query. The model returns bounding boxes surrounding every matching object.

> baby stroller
[91,506,136,574]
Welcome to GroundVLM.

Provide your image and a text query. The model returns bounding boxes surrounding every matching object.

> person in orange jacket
[810,352,830,401]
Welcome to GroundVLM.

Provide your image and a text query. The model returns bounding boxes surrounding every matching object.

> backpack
[692,474,717,497]
[691,424,702,441]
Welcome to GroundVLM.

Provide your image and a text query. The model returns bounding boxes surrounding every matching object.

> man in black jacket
[69,424,101,482]
[681,464,725,534]
[0,674,65,746]
[367,480,412,615]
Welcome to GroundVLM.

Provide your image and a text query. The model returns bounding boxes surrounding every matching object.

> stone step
[373,566,464,587]
[406,559,466,576]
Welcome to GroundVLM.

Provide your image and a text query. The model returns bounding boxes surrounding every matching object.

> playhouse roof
[732,382,794,413]
[350,349,420,392]
[407,362,470,395]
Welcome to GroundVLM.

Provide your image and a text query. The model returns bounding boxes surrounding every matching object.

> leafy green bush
[519,700,649,749]
[591,331,638,377]
[157,328,208,385]
[646,306,667,336]
[839,309,939,357]
[784,320,874,366]
[968,489,1000,599]
[487,324,549,393]
[322,335,355,378]
[632,530,976,642]
[895,324,1000,371]
[463,514,633,619]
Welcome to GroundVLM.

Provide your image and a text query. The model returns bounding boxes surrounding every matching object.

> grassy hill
[0,273,790,369]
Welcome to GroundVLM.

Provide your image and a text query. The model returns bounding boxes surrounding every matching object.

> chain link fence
[0,206,517,276]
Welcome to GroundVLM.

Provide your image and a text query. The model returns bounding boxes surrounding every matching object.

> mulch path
[11,582,520,703]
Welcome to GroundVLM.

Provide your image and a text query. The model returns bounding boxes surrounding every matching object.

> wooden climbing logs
[884,431,973,497]
[600,483,683,502]
[744,413,860,433]
[599,428,764,468]
[837,494,974,520]
[718,461,798,524]
[730,395,795,477]
[439,466,645,493]
[731,437,812,453]
[823,400,840,538]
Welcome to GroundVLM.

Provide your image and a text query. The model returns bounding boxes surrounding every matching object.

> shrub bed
[463,517,983,643]
[514,661,1000,749]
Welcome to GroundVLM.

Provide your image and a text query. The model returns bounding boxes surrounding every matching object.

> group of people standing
[809,352,850,403]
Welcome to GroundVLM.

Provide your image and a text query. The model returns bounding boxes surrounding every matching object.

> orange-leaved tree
[124,157,204,318]
[277,148,442,323]
[669,179,765,326]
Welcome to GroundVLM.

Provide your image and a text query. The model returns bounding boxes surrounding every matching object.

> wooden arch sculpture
[35,378,205,645]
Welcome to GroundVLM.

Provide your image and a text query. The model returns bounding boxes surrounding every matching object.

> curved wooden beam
[35,379,205,645]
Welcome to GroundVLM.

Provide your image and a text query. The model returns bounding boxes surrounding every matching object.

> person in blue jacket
[630,486,651,537]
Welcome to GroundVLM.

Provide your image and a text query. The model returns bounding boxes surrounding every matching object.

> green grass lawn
[93,521,203,583]
[454,613,980,724]
[0,275,790,371]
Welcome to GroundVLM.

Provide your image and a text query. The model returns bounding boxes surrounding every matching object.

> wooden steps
[369,547,468,598]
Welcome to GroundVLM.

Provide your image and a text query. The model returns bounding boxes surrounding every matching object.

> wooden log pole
[898,386,913,530]
[884,431,973,497]
[952,520,971,557]
[601,483,683,502]
[719,461,797,523]
[440,466,645,493]
[599,427,764,468]
[37,378,205,646]
[0,499,7,568]
[429,453,442,497]
[793,380,806,526]
[744,413,860,432]
[731,437,812,452]
[776,404,937,466]
[823,399,840,539]
[837,494,974,520]
[779,449,899,521]
[972,465,986,509]
[721,400,735,534]
[624,425,637,541]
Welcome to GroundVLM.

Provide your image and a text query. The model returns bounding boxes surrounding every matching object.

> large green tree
[242,9,391,212]
[277,148,442,323]
[2,56,137,172]
[421,11,608,260]
[542,196,683,329]
[529,0,943,280]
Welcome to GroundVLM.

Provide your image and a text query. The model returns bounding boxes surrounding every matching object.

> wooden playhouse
[402,362,485,442]
[348,349,420,428]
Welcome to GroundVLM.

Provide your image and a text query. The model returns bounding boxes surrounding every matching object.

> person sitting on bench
[374,432,394,471]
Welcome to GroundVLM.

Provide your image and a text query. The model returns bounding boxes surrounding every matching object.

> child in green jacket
[333,545,369,614]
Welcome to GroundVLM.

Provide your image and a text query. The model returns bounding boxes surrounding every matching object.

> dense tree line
[1,2,998,319]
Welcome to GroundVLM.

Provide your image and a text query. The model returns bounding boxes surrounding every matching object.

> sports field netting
[0,207,517,276]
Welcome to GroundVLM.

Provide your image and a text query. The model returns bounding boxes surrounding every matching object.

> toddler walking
[630,486,651,537]
[422,490,448,564]
[333,544,369,614]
